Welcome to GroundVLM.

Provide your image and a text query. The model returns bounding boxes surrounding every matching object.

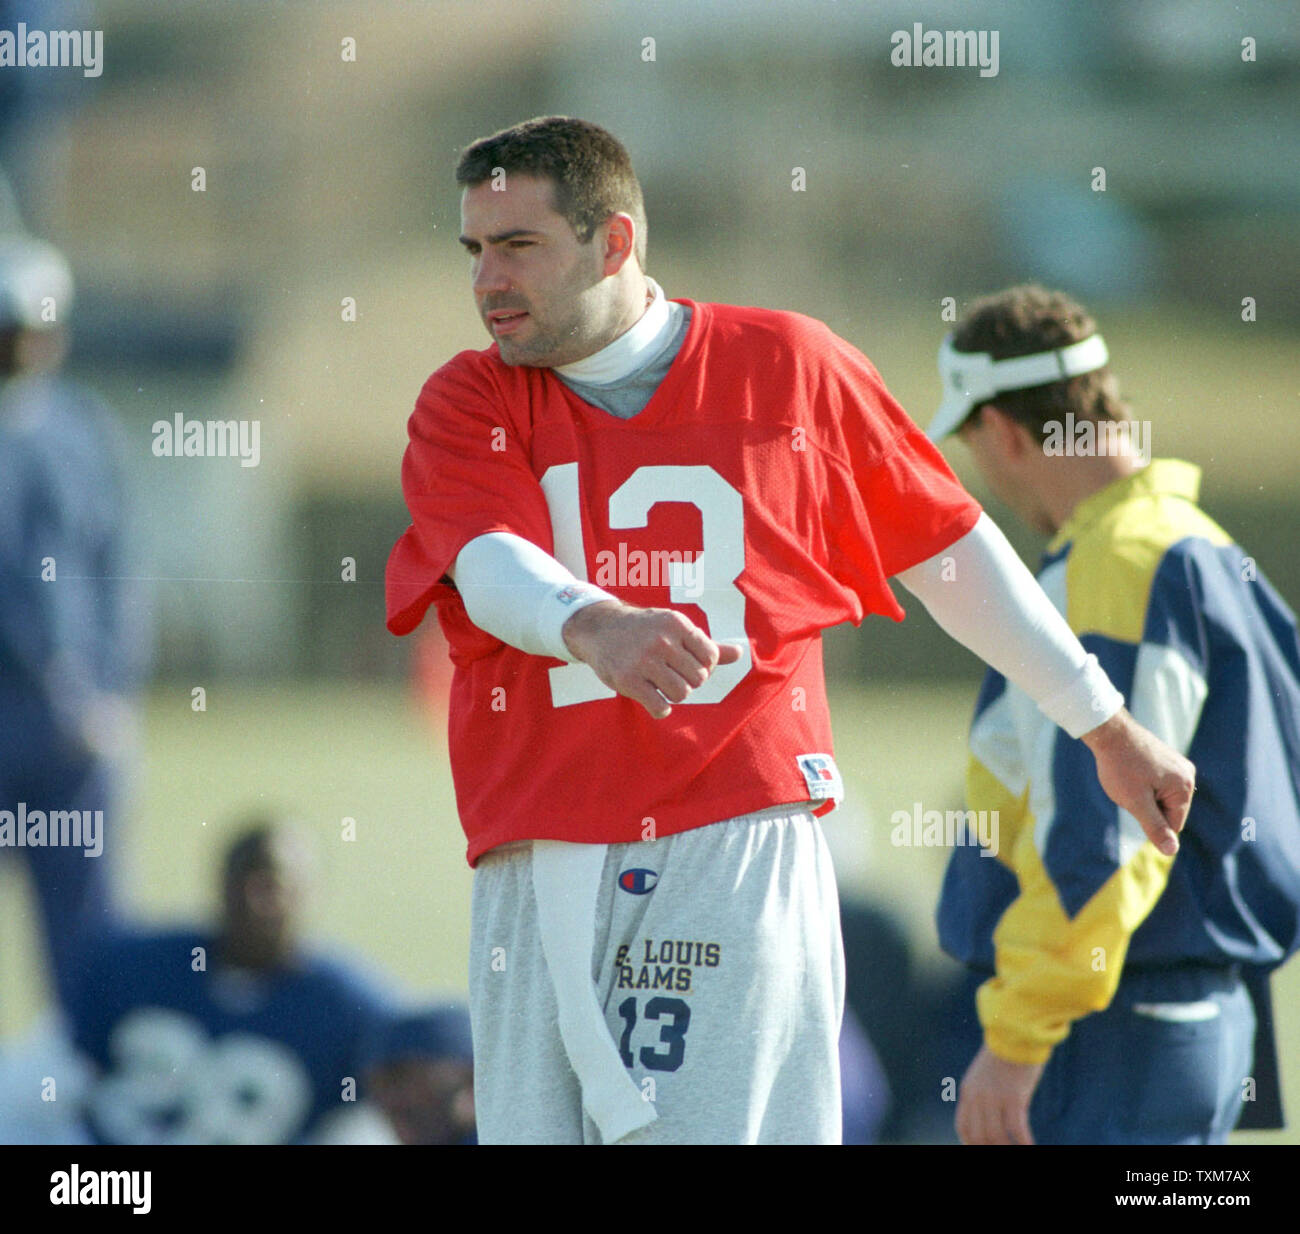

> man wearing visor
[930,284,1300,1145]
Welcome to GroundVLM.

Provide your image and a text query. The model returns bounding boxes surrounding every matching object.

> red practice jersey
[386,300,981,865]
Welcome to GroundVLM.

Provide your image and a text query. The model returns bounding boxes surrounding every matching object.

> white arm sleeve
[452,532,618,662]
[895,513,1123,738]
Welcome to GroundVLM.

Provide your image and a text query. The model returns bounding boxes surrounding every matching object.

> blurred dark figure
[838,1003,890,1145]
[64,817,396,1144]
[0,232,147,1014]
[840,895,970,1142]
[0,2,96,228]
[367,1005,476,1145]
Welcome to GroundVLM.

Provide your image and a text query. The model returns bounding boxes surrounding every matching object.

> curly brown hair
[952,284,1127,435]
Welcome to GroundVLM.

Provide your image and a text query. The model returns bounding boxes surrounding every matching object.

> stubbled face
[459,173,617,367]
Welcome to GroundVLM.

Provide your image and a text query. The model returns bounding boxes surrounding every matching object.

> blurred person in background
[64,816,397,1144]
[837,1000,890,1145]
[823,799,943,1143]
[929,285,1300,1145]
[366,1005,477,1145]
[0,1,90,228]
[0,232,147,1016]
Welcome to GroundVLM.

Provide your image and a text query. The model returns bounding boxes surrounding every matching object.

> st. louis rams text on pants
[615,940,723,993]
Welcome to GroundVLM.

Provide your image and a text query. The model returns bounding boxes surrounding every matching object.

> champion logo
[618,868,658,895]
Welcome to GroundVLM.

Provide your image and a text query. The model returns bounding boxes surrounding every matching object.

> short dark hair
[952,284,1126,436]
[221,818,282,891]
[455,116,648,270]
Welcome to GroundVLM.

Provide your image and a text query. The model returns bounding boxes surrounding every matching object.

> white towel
[531,840,659,1143]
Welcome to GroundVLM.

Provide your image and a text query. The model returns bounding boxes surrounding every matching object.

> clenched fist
[562,600,742,718]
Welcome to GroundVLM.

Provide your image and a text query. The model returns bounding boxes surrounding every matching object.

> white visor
[927,332,1109,441]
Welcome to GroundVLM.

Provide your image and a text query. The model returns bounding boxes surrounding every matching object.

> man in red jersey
[385,117,1194,1144]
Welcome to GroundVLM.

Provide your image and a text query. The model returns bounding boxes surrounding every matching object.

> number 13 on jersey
[540,462,753,708]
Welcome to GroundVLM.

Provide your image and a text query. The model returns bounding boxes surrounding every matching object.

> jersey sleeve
[975,545,1207,1064]
[856,430,983,578]
[812,327,982,599]
[385,354,558,636]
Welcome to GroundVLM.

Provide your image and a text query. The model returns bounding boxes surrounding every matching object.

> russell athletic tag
[797,753,844,803]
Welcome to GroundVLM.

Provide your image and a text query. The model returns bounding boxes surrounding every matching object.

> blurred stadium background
[1,0,1297,1142]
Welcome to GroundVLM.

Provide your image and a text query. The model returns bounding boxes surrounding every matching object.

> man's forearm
[895,513,1123,738]
[451,531,617,661]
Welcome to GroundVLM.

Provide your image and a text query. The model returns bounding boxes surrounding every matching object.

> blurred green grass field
[1,679,1296,1143]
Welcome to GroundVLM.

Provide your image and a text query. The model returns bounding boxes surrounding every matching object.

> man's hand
[1081,708,1194,856]
[562,600,742,718]
[956,1045,1044,1145]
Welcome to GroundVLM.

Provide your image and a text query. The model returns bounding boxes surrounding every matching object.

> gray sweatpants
[468,804,845,1144]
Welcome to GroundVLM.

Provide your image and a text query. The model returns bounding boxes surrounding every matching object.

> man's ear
[600,213,637,277]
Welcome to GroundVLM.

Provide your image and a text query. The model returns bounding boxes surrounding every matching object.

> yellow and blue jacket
[937,459,1300,1066]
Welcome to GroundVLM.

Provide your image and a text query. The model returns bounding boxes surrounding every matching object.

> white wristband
[535,581,621,662]
[1034,651,1125,739]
